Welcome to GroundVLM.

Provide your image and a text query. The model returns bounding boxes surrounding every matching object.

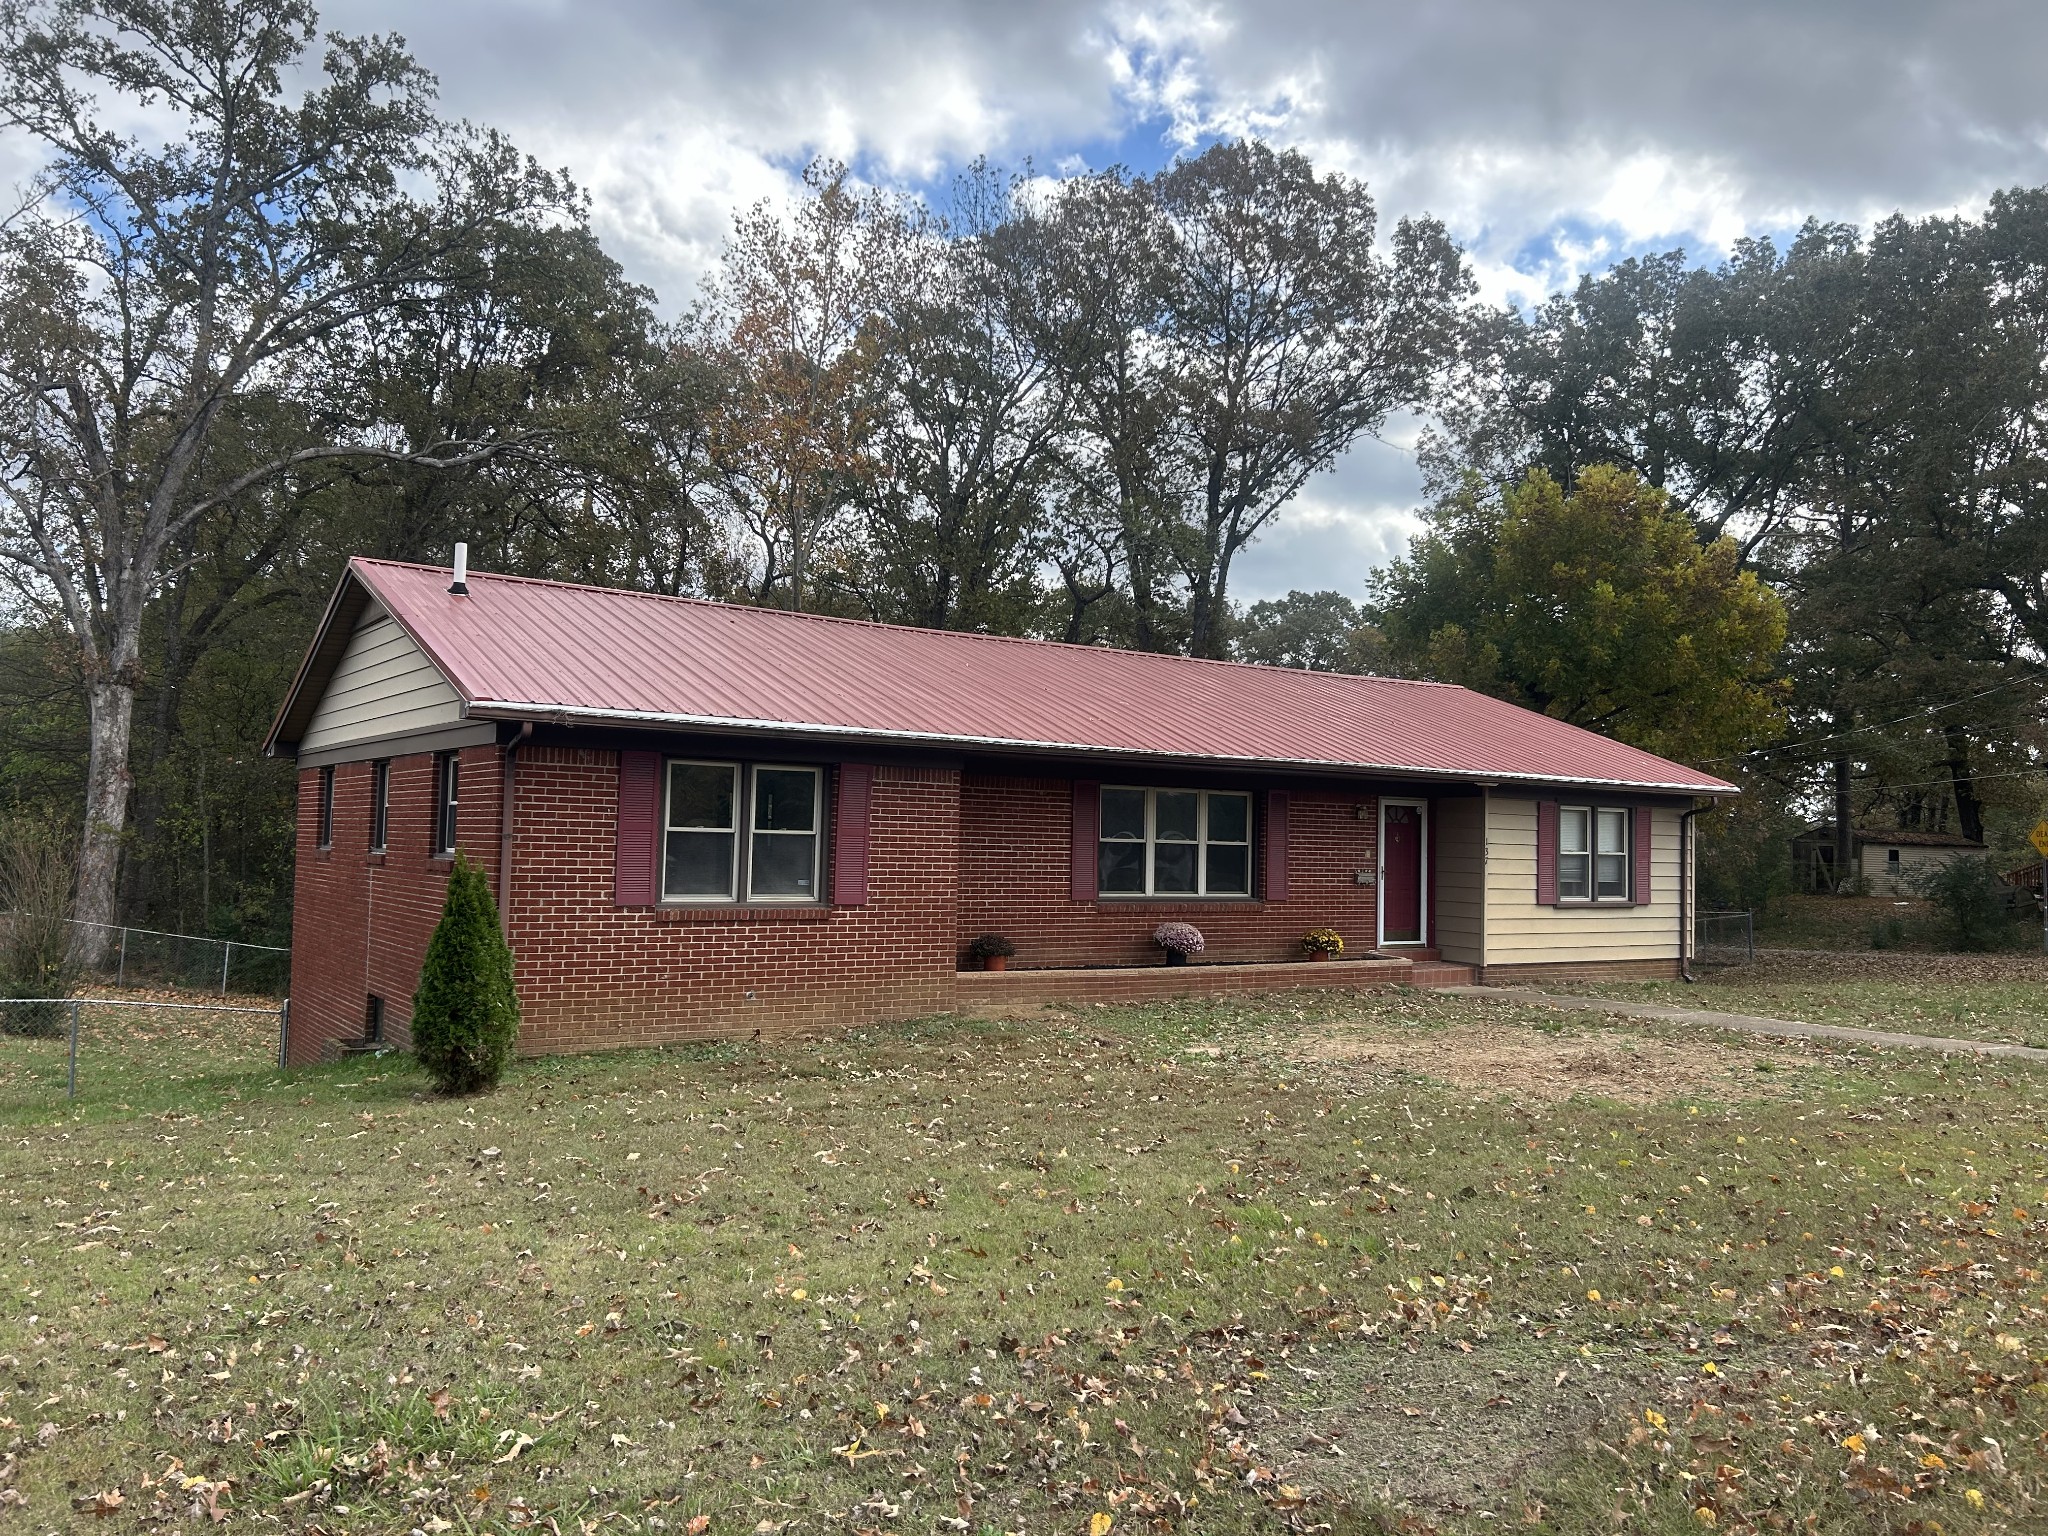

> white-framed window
[316,765,335,849]
[1098,787,1254,897]
[1558,805,1632,902]
[662,760,823,904]
[369,759,390,852]
[433,751,460,855]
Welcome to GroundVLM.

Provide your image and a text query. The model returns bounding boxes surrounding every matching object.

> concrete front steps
[956,953,1476,1010]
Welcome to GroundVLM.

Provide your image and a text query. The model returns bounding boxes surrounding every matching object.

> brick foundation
[956,955,1417,1009]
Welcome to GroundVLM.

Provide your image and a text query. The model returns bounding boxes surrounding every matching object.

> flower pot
[983,954,1008,972]
[1308,948,1330,961]
[1164,950,1188,967]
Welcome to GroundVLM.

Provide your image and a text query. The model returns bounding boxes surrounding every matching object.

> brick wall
[287,743,501,1065]
[500,750,957,1055]
[957,772,1383,968]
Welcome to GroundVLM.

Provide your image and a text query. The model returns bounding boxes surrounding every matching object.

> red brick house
[264,557,1735,1064]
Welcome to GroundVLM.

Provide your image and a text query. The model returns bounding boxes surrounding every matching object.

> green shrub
[0,817,78,1037]
[410,853,519,1094]
[1913,856,2030,952]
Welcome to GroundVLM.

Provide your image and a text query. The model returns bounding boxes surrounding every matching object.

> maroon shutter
[614,750,660,906]
[832,764,874,905]
[1070,780,1099,901]
[1632,805,1653,905]
[1264,790,1289,902]
[1536,799,1559,906]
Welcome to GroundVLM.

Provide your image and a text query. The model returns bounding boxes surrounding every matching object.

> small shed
[1791,825,1987,895]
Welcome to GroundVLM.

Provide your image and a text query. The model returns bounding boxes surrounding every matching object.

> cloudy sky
[336,0,2048,600]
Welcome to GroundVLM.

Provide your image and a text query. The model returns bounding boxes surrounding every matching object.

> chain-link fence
[0,994,287,1106]
[1,913,289,995]
[1693,908,1756,967]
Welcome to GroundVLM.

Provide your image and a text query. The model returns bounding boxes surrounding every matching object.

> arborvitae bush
[411,853,519,1094]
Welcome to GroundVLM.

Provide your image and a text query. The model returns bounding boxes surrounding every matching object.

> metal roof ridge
[346,555,1466,691]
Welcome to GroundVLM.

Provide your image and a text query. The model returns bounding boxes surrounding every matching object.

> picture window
[1098,787,1253,898]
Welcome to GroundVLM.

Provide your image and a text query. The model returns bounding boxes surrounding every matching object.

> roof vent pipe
[449,542,469,596]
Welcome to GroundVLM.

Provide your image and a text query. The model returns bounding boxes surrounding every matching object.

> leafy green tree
[411,854,519,1096]
[1373,466,1788,762]
[1233,590,1389,673]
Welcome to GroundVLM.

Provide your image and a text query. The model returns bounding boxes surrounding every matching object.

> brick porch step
[1406,961,1477,987]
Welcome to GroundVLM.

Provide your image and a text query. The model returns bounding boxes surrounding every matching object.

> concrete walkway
[1439,984,2048,1063]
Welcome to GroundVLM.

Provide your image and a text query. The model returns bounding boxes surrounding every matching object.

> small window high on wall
[433,752,459,855]
[1097,787,1253,897]
[316,765,334,849]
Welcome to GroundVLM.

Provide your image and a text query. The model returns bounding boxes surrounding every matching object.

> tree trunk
[71,679,137,969]
[1831,728,1853,895]
[1942,723,1985,844]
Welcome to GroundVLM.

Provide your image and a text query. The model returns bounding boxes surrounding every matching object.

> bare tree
[1152,141,1473,656]
[0,0,571,958]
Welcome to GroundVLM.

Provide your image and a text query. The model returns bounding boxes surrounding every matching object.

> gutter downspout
[1679,797,1719,983]
[499,721,534,938]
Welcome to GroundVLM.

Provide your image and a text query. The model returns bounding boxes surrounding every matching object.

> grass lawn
[1574,949,2048,1049]
[0,986,2043,1535]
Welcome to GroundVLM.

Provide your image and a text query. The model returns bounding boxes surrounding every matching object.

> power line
[1698,675,2045,768]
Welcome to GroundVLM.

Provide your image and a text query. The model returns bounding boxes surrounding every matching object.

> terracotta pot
[983,954,1008,972]
[1308,947,1331,961]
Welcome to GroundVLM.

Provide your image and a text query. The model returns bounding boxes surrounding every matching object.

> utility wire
[1698,675,2045,767]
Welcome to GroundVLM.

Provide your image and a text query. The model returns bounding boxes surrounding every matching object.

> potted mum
[1153,921,1204,966]
[966,934,1016,972]
[1301,929,1344,961]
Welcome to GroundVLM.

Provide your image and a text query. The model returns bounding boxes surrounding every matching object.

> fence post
[278,997,290,1069]
[66,1001,79,1100]
[220,941,232,995]
[117,926,127,988]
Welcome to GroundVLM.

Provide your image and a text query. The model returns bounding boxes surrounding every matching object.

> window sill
[651,904,833,923]
[365,851,387,867]
[1087,896,1264,907]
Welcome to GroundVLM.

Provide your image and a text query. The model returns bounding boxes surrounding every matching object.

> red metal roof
[277,558,1737,793]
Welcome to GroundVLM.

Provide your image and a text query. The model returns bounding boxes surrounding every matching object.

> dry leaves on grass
[1286,1018,1797,1104]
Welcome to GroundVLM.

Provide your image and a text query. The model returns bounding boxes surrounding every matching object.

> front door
[1380,800,1426,945]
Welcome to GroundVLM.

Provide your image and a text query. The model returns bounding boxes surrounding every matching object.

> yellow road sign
[2031,819,2048,860]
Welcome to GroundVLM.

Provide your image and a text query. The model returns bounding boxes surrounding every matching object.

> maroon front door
[1382,802,1424,944]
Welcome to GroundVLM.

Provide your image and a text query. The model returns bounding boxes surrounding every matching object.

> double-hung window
[316,765,335,849]
[433,752,460,856]
[369,760,390,852]
[662,760,822,903]
[1098,787,1253,897]
[1558,805,1630,901]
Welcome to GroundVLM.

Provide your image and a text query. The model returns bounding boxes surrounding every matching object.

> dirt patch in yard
[1284,1017,1800,1105]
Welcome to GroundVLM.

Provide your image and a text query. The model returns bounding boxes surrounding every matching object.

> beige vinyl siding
[1859,842,1974,896]
[1432,795,1487,965]
[298,606,463,753]
[1485,797,1685,965]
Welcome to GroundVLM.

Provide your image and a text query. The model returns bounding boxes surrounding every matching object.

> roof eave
[463,698,1738,796]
